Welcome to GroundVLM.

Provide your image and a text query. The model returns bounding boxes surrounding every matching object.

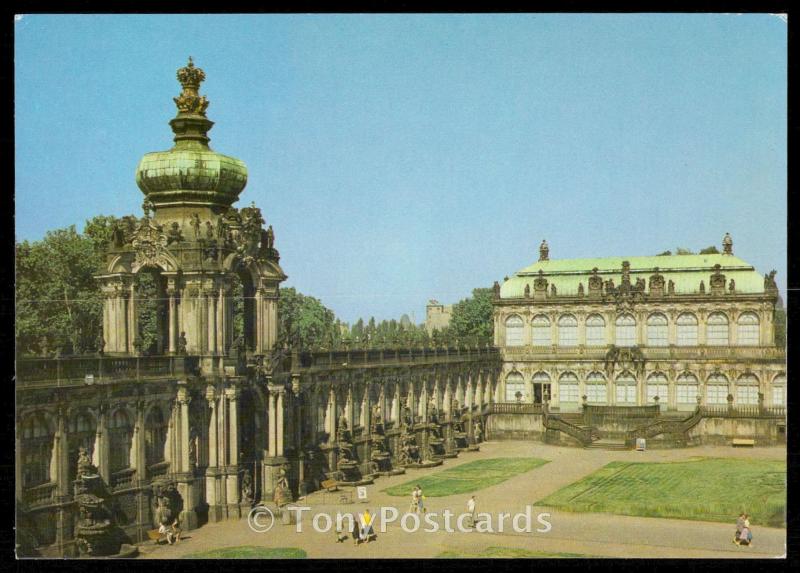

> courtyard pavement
[140,441,786,559]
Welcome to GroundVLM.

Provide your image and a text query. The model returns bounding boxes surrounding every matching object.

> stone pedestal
[260,456,288,505]
[176,476,199,530]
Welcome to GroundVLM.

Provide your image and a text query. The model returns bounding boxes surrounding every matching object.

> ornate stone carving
[588,267,603,296]
[764,270,778,293]
[524,283,531,298]
[131,219,169,269]
[173,57,209,116]
[710,263,726,294]
[722,232,733,255]
[538,239,549,261]
[649,267,665,296]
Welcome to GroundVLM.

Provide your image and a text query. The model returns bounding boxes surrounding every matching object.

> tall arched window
[531,315,551,346]
[558,314,578,347]
[615,314,636,347]
[21,413,54,488]
[505,372,526,402]
[109,409,132,473]
[646,373,669,404]
[646,313,668,347]
[145,407,168,468]
[736,312,760,346]
[586,372,607,404]
[68,411,96,481]
[615,372,637,404]
[676,313,698,346]
[706,373,729,405]
[706,312,730,346]
[585,314,606,346]
[532,371,551,404]
[558,372,579,405]
[736,374,759,405]
[505,315,524,347]
[676,373,699,405]
[772,374,786,406]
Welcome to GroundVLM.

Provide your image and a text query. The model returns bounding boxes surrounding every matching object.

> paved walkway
[141,441,786,559]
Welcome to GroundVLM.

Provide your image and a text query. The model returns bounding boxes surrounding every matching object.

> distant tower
[539,239,550,262]
[722,232,733,255]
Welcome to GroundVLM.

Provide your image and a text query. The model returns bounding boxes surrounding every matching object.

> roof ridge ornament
[722,232,733,255]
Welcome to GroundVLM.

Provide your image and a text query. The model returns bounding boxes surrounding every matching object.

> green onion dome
[135,58,248,209]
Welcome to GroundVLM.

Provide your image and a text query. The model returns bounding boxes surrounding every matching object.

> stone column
[268,391,277,457]
[134,401,146,483]
[207,289,217,355]
[225,387,240,517]
[168,288,177,354]
[276,390,285,457]
[127,282,137,354]
[205,388,222,522]
[97,406,110,482]
[255,288,265,354]
[217,286,226,355]
[176,385,198,529]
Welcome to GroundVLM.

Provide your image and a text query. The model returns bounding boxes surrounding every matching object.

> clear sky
[15,14,787,324]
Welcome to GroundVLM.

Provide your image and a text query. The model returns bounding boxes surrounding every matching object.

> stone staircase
[560,413,602,442]
[584,438,629,451]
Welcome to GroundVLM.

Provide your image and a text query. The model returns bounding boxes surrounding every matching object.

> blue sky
[15,14,787,323]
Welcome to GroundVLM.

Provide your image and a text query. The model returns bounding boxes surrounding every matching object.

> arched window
[646,373,669,404]
[558,314,578,347]
[505,315,524,347]
[558,372,579,405]
[615,314,636,347]
[706,312,729,346]
[736,312,760,346]
[676,313,698,346]
[706,374,729,405]
[531,315,551,346]
[145,407,168,468]
[586,372,607,404]
[772,374,786,406]
[676,373,699,405]
[68,411,96,481]
[21,413,53,488]
[585,314,606,346]
[505,372,526,402]
[532,371,552,403]
[736,374,759,405]
[109,409,132,473]
[615,372,637,404]
[646,313,668,347]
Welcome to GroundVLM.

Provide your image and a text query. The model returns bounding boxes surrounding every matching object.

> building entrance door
[534,383,551,404]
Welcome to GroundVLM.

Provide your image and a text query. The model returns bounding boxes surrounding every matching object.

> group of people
[336,510,377,546]
[734,513,754,547]
[158,519,181,545]
[409,485,427,514]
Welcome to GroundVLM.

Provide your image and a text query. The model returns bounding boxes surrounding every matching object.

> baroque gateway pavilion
[15,61,786,557]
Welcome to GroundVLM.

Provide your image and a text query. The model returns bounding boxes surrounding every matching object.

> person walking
[417,485,427,514]
[409,486,420,514]
[351,513,360,546]
[360,508,375,544]
[467,495,477,528]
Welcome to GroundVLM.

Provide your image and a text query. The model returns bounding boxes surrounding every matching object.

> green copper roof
[501,254,765,298]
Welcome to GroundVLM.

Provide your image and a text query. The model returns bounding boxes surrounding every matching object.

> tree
[675,247,695,255]
[15,218,113,356]
[277,287,337,348]
[656,250,672,256]
[448,287,494,343]
[699,246,720,254]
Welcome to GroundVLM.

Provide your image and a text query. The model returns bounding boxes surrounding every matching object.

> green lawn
[182,546,307,559]
[383,457,548,497]
[437,546,593,558]
[538,458,786,527]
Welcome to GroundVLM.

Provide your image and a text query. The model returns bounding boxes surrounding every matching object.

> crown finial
[174,57,209,116]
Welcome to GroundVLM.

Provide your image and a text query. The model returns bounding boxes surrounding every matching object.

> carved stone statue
[722,232,733,255]
[550,284,557,297]
[273,467,291,507]
[729,279,736,293]
[524,283,531,298]
[493,281,501,298]
[539,239,549,262]
[668,279,675,294]
[177,332,188,355]
[699,280,705,294]
[77,446,97,477]
[166,222,183,245]
[241,469,253,504]
[111,223,126,248]
[205,220,214,239]
[190,214,201,239]
[577,282,584,296]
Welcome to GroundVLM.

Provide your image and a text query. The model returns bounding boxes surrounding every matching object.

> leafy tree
[699,246,720,254]
[675,247,695,255]
[448,287,494,342]
[15,219,112,356]
[656,250,672,256]
[277,287,337,348]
